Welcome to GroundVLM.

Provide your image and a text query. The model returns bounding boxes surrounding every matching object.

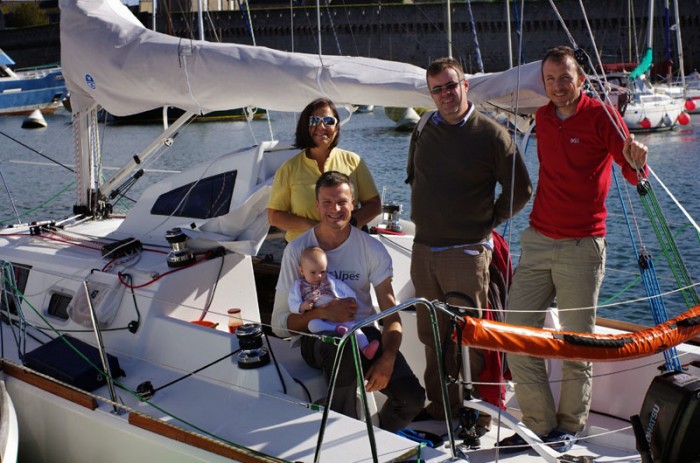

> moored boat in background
[0,49,67,116]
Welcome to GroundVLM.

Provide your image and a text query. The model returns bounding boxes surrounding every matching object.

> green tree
[9,3,49,27]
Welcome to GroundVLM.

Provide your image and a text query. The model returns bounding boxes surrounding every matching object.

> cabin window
[47,292,72,320]
[150,170,237,219]
[0,263,31,315]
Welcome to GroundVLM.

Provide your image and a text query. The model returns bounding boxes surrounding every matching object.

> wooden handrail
[597,317,700,345]
[1,360,98,410]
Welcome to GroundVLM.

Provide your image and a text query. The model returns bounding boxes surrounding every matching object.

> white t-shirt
[274,227,393,336]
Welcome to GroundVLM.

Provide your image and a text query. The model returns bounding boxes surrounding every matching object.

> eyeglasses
[429,80,462,95]
[309,115,338,127]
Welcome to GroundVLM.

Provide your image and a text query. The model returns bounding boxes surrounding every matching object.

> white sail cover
[60,0,547,116]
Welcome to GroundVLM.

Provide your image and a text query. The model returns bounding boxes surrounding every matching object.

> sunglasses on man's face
[309,115,338,127]
[429,80,462,95]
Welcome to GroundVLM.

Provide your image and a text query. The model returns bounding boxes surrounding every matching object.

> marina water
[1,108,699,326]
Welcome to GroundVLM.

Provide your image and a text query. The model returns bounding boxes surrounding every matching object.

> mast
[626,0,640,63]
[446,0,452,58]
[72,107,103,216]
[629,0,654,79]
[152,0,157,31]
[505,0,512,68]
[197,0,205,41]
[316,0,322,56]
[645,0,654,53]
[672,0,686,94]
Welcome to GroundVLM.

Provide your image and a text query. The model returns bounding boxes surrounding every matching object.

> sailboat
[612,0,688,132]
[0,49,67,116]
[650,0,700,116]
[1,0,699,462]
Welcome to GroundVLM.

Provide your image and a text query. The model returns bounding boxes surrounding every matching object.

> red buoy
[678,112,691,126]
[640,118,652,129]
[685,99,697,111]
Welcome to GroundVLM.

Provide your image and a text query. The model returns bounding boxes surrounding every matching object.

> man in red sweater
[498,46,648,453]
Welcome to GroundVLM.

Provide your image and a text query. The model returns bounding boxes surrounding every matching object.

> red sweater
[530,93,646,239]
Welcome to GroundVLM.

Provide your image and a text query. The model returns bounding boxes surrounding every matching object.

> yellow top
[268,147,379,241]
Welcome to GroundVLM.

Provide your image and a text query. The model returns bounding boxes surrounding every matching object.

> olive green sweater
[406,109,532,246]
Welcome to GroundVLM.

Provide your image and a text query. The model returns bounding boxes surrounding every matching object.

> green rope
[600,274,642,306]
[0,181,76,225]
[601,222,697,306]
[638,180,699,308]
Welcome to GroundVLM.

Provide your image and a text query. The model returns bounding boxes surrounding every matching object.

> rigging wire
[323,0,342,55]
[464,0,484,73]
[0,169,21,225]
[0,130,75,173]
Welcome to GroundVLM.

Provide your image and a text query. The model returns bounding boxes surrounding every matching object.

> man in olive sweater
[406,57,532,430]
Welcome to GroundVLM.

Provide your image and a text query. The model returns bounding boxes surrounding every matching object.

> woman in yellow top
[268,98,382,242]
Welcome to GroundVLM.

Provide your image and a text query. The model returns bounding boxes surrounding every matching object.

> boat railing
[313,297,461,462]
[314,297,564,463]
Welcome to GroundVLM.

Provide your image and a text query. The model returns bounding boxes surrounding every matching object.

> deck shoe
[544,429,577,453]
[494,433,533,454]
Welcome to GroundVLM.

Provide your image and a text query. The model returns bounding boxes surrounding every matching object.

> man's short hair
[426,57,465,82]
[315,171,355,199]
[541,46,583,77]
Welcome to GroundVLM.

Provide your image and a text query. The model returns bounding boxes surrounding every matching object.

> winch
[235,323,270,369]
[165,227,195,268]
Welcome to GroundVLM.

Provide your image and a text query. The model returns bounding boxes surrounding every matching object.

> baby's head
[298,246,328,285]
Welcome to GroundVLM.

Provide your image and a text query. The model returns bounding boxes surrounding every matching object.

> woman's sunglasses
[309,115,338,127]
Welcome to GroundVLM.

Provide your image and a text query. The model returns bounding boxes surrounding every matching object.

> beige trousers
[506,227,606,435]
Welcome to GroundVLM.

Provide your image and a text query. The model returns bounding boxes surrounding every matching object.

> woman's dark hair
[294,98,340,150]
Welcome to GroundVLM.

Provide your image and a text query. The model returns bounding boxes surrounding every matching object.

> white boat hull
[2,138,700,463]
[623,93,685,132]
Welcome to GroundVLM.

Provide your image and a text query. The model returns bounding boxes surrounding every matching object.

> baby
[289,246,379,359]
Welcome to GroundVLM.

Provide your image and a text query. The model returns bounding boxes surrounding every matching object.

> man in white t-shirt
[272,171,424,432]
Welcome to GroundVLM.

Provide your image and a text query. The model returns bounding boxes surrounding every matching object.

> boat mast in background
[671,0,686,95]
[506,0,513,69]
[197,0,204,40]
[446,0,452,58]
